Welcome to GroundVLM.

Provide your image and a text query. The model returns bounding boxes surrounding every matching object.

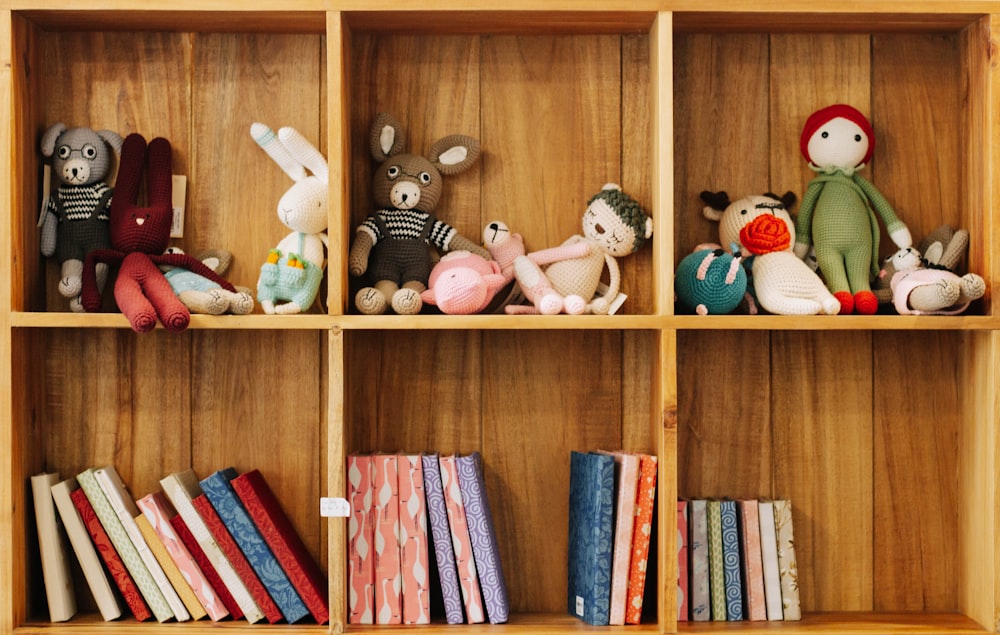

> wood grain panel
[773,331,873,612]
[622,33,654,316]
[483,330,623,613]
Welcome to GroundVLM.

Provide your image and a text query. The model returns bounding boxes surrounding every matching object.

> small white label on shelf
[575,595,584,616]
[171,174,186,238]
[319,497,350,517]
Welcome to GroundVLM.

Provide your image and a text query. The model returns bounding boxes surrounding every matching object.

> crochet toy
[349,112,489,315]
[504,183,652,315]
[251,123,329,314]
[482,220,528,309]
[38,123,122,311]
[875,225,985,315]
[80,133,236,332]
[675,245,747,315]
[162,247,254,315]
[795,104,912,314]
[420,251,507,314]
[704,191,839,315]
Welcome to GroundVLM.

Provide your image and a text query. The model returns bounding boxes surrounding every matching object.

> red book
[69,487,152,622]
[192,494,283,623]
[231,469,329,624]
[170,514,242,620]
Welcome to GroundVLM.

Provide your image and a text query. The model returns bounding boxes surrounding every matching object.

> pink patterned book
[738,500,767,621]
[372,453,402,624]
[137,492,229,621]
[677,500,689,621]
[170,514,242,620]
[439,454,485,624]
[397,454,430,624]
[347,454,375,624]
[603,451,638,625]
[625,454,657,624]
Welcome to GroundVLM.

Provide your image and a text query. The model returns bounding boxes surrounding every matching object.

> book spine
[76,468,173,622]
[397,455,431,625]
[606,453,638,626]
[677,500,689,622]
[347,454,376,624]
[420,454,464,624]
[372,454,403,624]
[567,452,614,626]
[720,500,744,621]
[738,500,767,621]
[757,501,783,620]
[170,513,242,620]
[231,469,329,625]
[137,493,229,621]
[706,500,726,621]
[135,513,207,621]
[456,452,509,624]
[773,500,801,620]
[70,487,152,622]
[688,499,710,621]
[624,454,657,624]
[31,473,76,622]
[439,454,485,624]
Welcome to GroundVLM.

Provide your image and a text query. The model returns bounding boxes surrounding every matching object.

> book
[420,453,464,624]
[688,499,710,621]
[371,453,402,624]
[738,499,767,621]
[601,451,638,626]
[719,499,744,621]
[30,472,76,622]
[135,513,207,621]
[676,500,688,622]
[456,452,509,624]
[773,499,801,620]
[199,468,309,623]
[170,513,241,620]
[347,454,376,624]
[567,451,614,626]
[137,492,229,621]
[92,465,188,621]
[70,487,151,621]
[706,500,725,621]
[50,477,123,621]
[231,469,329,624]
[624,453,657,624]
[396,454,430,624]
[757,500,783,620]
[76,467,172,622]
[439,454,486,624]
[160,470,262,623]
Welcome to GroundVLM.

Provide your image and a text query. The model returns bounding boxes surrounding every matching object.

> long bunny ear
[371,112,405,161]
[428,134,480,176]
[278,127,328,184]
[250,122,307,182]
[40,123,67,157]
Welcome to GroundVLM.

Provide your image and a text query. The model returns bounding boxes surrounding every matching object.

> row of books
[31,466,328,624]
[348,451,508,625]
[567,450,658,626]
[677,498,801,622]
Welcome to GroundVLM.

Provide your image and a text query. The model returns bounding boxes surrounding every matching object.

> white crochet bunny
[251,123,329,314]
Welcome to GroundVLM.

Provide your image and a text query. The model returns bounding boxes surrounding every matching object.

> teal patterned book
[706,500,726,621]
[567,451,614,626]
[76,468,173,622]
[719,500,744,620]
[200,468,309,623]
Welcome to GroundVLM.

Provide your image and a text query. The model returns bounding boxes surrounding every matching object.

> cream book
[50,477,123,621]
[30,472,76,622]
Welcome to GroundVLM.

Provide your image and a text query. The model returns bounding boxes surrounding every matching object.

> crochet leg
[114,254,158,333]
[513,255,562,314]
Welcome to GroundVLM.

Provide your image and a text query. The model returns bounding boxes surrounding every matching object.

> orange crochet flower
[740,214,791,255]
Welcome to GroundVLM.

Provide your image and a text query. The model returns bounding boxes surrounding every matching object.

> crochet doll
[504,184,652,315]
[80,133,236,332]
[349,113,489,315]
[795,104,912,314]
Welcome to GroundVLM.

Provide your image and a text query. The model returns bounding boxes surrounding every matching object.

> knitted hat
[800,104,874,166]
[587,184,651,252]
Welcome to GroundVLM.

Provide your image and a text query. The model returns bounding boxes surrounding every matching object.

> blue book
[567,451,614,626]
[720,500,744,621]
[200,468,309,624]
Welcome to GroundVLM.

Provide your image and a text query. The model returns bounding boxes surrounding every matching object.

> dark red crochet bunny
[81,133,236,332]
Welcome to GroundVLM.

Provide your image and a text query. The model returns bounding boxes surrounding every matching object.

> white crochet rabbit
[251,123,329,314]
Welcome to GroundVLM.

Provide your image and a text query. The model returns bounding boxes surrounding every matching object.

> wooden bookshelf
[1,2,998,635]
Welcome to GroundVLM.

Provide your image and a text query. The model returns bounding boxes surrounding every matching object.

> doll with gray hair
[38,123,122,311]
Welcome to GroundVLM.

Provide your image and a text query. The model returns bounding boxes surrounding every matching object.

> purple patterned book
[421,454,464,624]
[456,452,509,624]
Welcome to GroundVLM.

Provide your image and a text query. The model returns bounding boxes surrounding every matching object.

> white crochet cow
[701,191,839,316]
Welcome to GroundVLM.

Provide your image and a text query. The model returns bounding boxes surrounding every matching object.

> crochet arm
[588,253,621,315]
[526,239,591,267]
[448,234,490,260]
[157,253,237,292]
[349,230,374,276]
[793,180,822,258]
[854,174,912,248]
[81,249,122,311]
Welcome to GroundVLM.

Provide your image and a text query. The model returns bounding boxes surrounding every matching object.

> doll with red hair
[794,104,912,314]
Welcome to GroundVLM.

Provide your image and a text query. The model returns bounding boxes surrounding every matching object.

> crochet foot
[834,290,854,314]
[355,287,387,315]
[853,290,878,315]
[161,310,191,332]
[392,288,423,315]
[129,311,159,333]
[564,295,587,315]
[960,273,986,302]
[68,296,85,313]
[58,259,84,297]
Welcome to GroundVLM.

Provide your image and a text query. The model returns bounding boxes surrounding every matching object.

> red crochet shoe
[834,290,854,314]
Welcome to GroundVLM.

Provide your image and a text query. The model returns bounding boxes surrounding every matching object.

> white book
[50,477,123,621]
[30,473,76,622]
[160,469,264,623]
[757,501,783,620]
[93,466,189,621]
